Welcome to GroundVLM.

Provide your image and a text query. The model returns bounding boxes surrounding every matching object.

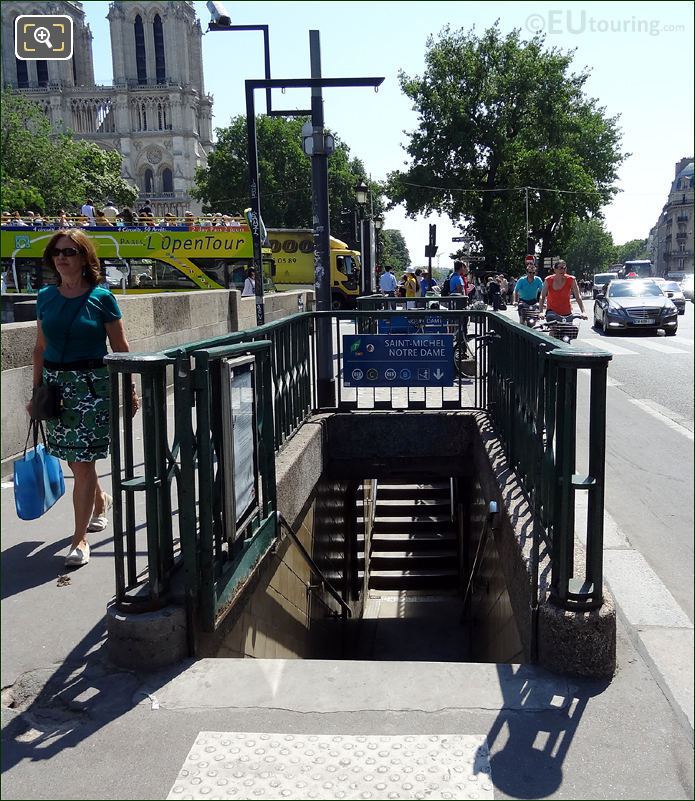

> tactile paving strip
[167,732,494,800]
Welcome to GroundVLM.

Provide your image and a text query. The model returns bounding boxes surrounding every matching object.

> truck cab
[268,229,361,309]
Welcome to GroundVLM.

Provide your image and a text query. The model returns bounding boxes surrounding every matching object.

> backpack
[441,273,453,296]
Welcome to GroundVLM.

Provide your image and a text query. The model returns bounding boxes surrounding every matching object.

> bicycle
[516,300,541,328]
[533,312,586,343]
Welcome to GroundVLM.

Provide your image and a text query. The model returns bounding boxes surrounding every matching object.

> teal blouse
[36,286,122,363]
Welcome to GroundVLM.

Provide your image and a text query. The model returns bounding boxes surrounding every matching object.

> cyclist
[539,260,587,321]
[514,261,544,323]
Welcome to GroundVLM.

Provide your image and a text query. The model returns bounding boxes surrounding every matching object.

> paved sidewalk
[1,402,693,799]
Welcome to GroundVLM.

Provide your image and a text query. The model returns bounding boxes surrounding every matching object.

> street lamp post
[355,180,378,295]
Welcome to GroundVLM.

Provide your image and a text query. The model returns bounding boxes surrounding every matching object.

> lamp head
[355,180,369,206]
[207,1,231,26]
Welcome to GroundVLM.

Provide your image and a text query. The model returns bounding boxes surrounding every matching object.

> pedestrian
[242,267,256,297]
[12,211,29,227]
[95,209,113,227]
[118,207,136,226]
[487,275,502,311]
[401,266,419,308]
[448,261,463,293]
[27,229,139,568]
[80,198,96,226]
[539,259,587,321]
[379,264,398,297]
[507,276,516,303]
[420,270,438,296]
[102,200,119,220]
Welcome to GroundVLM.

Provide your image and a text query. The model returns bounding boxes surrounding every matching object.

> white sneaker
[65,542,90,567]
[87,493,113,532]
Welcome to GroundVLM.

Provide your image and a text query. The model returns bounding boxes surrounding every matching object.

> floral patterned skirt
[43,366,111,463]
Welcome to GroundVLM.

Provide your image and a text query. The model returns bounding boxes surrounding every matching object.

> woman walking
[28,229,138,567]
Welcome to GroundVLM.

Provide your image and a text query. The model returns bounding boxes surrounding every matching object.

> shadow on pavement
[1,619,192,776]
[485,663,611,798]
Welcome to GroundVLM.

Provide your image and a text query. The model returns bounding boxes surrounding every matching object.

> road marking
[606,376,623,387]
[629,398,694,441]
[581,339,638,356]
[626,339,690,354]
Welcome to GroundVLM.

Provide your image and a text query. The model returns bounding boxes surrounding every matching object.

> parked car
[680,274,694,302]
[661,281,686,314]
[592,272,619,298]
[665,270,687,283]
[593,280,679,335]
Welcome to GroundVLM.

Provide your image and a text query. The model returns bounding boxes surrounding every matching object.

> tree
[385,23,627,272]
[192,115,383,247]
[613,238,648,264]
[564,218,615,277]
[380,229,410,271]
[1,89,137,213]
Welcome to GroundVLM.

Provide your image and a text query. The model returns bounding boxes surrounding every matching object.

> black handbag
[30,384,62,420]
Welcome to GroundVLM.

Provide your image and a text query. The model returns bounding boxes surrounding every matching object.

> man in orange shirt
[539,259,587,320]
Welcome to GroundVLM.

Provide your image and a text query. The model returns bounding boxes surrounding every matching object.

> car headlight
[608,305,627,316]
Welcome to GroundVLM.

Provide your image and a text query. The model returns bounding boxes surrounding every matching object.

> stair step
[372,530,456,543]
[377,485,450,500]
[371,550,458,561]
[369,570,459,590]
[376,498,450,508]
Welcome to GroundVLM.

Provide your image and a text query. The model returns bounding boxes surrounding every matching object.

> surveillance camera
[207,0,231,26]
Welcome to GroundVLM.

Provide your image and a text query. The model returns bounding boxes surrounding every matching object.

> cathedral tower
[1,0,213,216]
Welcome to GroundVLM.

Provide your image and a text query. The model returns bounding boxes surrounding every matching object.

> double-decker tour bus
[0,219,275,295]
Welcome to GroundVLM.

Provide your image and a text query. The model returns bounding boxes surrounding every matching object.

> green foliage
[380,229,410,271]
[192,115,383,246]
[613,238,648,264]
[385,23,627,272]
[564,218,615,277]
[1,88,137,213]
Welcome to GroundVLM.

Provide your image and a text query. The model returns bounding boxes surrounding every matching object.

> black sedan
[593,280,679,335]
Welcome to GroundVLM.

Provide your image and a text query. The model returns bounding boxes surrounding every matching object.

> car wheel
[666,327,677,336]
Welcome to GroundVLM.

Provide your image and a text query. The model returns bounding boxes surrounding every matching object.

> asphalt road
[506,299,694,621]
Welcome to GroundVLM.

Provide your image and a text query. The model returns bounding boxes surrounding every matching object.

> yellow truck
[268,229,361,309]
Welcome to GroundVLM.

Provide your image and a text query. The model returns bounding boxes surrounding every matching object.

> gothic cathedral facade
[1,0,213,216]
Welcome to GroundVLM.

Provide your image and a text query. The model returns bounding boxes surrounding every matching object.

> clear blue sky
[83,0,693,268]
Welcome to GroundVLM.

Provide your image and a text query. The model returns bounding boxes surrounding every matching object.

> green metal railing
[106,304,611,637]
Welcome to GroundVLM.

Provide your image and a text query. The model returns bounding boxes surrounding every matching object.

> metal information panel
[343,334,454,387]
[220,355,259,542]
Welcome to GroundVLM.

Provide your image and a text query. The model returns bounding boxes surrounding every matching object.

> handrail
[462,502,498,611]
[276,511,352,619]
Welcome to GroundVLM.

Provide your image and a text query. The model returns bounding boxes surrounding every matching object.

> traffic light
[339,208,356,241]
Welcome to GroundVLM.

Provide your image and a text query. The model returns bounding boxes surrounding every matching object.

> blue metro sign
[343,334,454,387]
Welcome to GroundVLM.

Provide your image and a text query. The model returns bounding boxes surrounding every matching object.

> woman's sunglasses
[50,247,80,258]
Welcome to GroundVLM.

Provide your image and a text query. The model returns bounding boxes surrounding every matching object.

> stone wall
[1,289,312,466]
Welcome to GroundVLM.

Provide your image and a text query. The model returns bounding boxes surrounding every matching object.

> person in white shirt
[102,201,119,220]
[80,199,96,226]
[242,268,256,297]
[379,264,398,296]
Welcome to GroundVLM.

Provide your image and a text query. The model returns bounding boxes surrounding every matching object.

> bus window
[191,257,276,291]
[129,258,198,289]
[1,258,52,292]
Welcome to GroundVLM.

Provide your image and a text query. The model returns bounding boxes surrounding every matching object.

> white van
[592,272,619,298]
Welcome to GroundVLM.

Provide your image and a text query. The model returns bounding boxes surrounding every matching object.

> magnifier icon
[33,26,53,49]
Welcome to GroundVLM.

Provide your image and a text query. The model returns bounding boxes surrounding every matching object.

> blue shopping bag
[14,421,65,520]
